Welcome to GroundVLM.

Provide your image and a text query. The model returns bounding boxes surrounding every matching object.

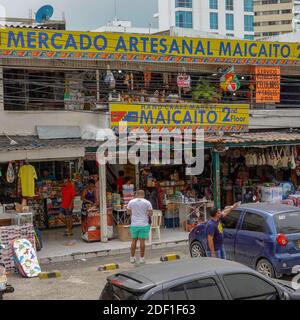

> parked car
[189,203,300,278]
[99,258,300,300]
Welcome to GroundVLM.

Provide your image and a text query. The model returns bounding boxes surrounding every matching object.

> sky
[0,0,158,31]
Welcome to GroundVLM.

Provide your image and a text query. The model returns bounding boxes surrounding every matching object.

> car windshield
[274,212,300,234]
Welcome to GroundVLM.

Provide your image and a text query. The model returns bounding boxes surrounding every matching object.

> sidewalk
[38,226,189,264]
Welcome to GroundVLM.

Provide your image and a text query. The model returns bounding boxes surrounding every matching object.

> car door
[222,209,243,261]
[234,211,270,267]
[220,272,280,300]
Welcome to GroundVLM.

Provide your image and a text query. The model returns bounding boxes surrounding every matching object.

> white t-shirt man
[127,198,153,227]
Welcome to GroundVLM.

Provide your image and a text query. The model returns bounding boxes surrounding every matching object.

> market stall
[206,132,300,209]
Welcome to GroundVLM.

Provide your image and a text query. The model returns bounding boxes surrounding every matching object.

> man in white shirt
[127,190,153,264]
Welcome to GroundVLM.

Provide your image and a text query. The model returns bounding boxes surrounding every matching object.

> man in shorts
[127,190,153,264]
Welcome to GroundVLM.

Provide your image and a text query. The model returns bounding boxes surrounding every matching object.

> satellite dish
[35,5,54,23]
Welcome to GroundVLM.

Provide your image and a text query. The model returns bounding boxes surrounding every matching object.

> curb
[39,271,61,279]
[39,239,188,265]
[98,263,119,271]
[160,254,180,262]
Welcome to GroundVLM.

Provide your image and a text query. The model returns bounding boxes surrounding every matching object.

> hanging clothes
[18,164,37,197]
[144,68,151,89]
[105,70,116,89]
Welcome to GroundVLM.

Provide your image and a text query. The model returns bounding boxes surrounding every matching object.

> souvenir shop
[106,144,215,237]
[0,150,112,266]
[214,136,300,209]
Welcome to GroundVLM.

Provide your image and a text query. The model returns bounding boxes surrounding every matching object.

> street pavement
[4,245,294,300]
[5,246,190,300]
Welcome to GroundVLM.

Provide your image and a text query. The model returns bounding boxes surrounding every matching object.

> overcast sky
[0,0,158,30]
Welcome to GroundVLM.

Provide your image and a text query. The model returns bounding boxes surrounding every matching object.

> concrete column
[212,150,221,209]
[99,164,108,243]
[0,67,4,112]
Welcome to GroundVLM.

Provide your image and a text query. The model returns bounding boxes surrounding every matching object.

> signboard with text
[1,28,300,65]
[255,67,281,103]
[110,103,249,133]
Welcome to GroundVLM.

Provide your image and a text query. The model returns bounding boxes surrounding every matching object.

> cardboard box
[117,224,131,242]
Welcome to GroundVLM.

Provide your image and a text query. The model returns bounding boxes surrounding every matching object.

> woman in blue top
[81,180,97,233]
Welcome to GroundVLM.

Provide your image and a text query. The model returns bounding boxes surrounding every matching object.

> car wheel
[256,259,275,278]
[190,241,206,258]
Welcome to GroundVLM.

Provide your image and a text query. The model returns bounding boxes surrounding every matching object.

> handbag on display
[252,152,258,166]
[281,147,289,169]
[289,147,297,170]
[6,162,15,184]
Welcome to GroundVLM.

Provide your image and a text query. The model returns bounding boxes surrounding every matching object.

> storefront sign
[1,28,300,65]
[110,103,249,133]
[177,74,191,88]
[255,67,281,103]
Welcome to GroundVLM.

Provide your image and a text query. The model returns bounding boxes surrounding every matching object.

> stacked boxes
[106,192,112,208]
[112,193,121,210]
[0,224,35,271]
[122,184,134,209]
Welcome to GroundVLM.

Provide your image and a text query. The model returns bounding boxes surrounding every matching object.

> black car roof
[108,258,252,293]
[237,203,299,215]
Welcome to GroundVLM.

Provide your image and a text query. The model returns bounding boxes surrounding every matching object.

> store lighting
[118,70,122,74]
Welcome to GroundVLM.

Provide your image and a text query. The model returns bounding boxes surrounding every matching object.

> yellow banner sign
[0,28,300,64]
[110,103,249,133]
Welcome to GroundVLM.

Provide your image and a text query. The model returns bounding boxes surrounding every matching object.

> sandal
[64,232,73,237]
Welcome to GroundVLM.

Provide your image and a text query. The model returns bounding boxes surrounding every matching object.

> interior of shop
[220,145,300,208]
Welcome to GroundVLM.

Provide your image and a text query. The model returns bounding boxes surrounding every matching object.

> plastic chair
[149,210,162,244]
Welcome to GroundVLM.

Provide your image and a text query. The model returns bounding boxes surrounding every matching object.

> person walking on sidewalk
[127,190,153,264]
[206,202,240,259]
[61,176,76,237]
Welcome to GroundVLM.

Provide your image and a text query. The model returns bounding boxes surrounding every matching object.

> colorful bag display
[13,239,41,278]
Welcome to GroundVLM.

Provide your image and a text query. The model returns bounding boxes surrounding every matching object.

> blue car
[189,203,300,278]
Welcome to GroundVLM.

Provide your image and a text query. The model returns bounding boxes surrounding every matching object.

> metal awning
[0,135,104,162]
[204,131,300,148]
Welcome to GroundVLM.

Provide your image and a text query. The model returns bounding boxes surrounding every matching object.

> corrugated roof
[0,135,102,152]
[204,132,300,145]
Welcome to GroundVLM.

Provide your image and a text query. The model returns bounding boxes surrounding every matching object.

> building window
[175,0,193,8]
[244,15,254,32]
[210,12,218,29]
[244,0,253,13]
[176,11,193,28]
[226,0,233,11]
[226,13,234,30]
[209,0,218,10]
[244,34,254,40]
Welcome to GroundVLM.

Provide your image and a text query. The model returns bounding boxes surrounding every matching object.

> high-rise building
[254,0,300,39]
[154,0,254,39]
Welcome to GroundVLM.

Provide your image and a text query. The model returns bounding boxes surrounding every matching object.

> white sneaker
[139,257,145,264]
[130,257,136,264]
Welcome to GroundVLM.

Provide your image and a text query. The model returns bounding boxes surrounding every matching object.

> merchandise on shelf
[122,184,134,209]
[106,192,112,208]
[112,193,121,210]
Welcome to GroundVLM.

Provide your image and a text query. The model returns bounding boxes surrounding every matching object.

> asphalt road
[5,246,190,300]
[4,245,296,300]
